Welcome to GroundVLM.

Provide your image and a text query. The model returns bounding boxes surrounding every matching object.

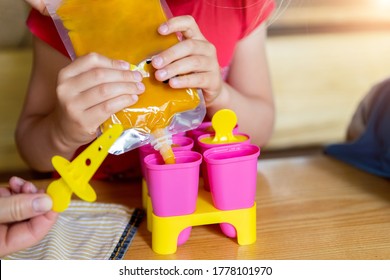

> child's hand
[24,0,49,15]
[0,177,58,257]
[152,15,222,106]
[54,53,145,149]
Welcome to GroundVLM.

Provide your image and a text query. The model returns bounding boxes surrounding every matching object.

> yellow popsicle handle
[47,124,124,212]
[69,124,124,183]
[46,179,73,212]
[211,109,238,143]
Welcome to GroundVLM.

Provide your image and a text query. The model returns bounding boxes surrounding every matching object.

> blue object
[325,86,390,178]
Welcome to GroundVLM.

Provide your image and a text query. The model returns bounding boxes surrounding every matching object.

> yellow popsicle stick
[47,124,124,212]
[198,109,248,145]
[211,109,238,143]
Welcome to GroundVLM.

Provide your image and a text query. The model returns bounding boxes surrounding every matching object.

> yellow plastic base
[142,179,257,255]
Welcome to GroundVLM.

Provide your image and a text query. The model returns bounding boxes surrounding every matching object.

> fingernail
[11,176,25,187]
[136,82,145,91]
[131,95,139,103]
[157,69,167,79]
[133,71,142,82]
[118,60,130,70]
[25,182,38,193]
[33,196,53,212]
[158,23,168,34]
[153,56,163,67]
[170,78,179,87]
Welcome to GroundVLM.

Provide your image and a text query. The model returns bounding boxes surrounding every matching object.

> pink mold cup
[187,122,213,152]
[144,150,202,246]
[139,136,194,177]
[203,144,260,238]
[197,133,250,191]
[171,135,194,151]
[139,144,157,177]
[197,133,250,155]
[187,122,239,152]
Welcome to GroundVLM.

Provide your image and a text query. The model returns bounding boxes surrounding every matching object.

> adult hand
[0,177,58,257]
[151,15,223,106]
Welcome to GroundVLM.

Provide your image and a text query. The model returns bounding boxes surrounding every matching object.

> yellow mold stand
[142,179,257,255]
[47,108,257,255]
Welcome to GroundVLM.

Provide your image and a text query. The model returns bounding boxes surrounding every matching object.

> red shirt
[26,0,275,180]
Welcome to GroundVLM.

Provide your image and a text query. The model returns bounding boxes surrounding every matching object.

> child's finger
[152,39,213,69]
[70,68,144,94]
[58,53,131,82]
[158,15,205,40]
[169,72,212,90]
[85,94,140,126]
[80,82,144,110]
[155,55,211,82]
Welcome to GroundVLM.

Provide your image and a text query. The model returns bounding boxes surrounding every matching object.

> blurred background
[266,0,390,154]
[1,0,390,179]
[271,0,390,35]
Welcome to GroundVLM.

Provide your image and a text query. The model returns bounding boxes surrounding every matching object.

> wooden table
[2,154,390,260]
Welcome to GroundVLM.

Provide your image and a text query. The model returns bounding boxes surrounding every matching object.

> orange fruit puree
[56,0,200,135]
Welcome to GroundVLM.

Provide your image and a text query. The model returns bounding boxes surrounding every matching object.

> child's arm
[24,0,49,15]
[152,16,274,147]
[15,37,145,172]
[215,24,274,147]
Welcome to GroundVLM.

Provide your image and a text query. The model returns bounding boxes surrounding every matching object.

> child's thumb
[0,193,53,223]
